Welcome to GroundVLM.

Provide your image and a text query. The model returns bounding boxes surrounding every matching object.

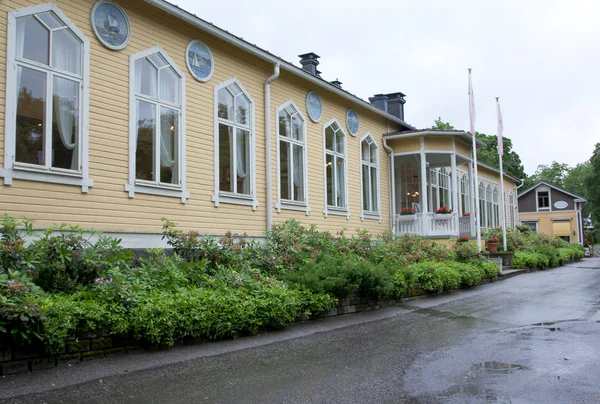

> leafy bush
[283,256,396,300]
[478,260,501,278]
[446,262,485,287]
[512,252,550,269]
[403,262,461,294]
[0,214,36,274]
[451,241,482,264]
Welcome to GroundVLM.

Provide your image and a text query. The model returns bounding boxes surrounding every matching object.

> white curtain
[159,109,177,179]
[236,129,249,194]
[16,17,26,59]
[293,144,304,201]
[336,157,345,207]
[135,59,157,98]
[159,67,179,104]
[53,77,78,170]
[52,29,81,75]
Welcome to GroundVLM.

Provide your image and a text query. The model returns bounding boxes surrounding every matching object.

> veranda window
[509,192,515,228]
[361,134,379,218]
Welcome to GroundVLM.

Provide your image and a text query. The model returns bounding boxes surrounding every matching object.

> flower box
[433,213,455,220]
[397,214,417,222]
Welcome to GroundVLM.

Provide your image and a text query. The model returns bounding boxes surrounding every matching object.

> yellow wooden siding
[0,0,400,236]
[519,211,579,243]
[386,138,420,153]
[424,136,452,151]
[455,140,471,157]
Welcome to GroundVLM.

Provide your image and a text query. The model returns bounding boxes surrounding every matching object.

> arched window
[126,47,187,202]
[360,133,379,219]
[478,181,486,228]
[3,4,92,191]
[460,173,470,216]
[323,120,348,215]
[276,101,308,212]
[214,78,256,209]
[486,185,493,228]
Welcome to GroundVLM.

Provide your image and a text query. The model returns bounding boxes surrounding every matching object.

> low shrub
[512,252,550,269]
[478,260,501,278]
[403,262,461,294]
[446,262,485,287]
[451,241,482,264]
[283,256,396,300]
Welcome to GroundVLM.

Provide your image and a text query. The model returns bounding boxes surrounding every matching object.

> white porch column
[468,157,476,237]
[420,138,428,235]
[451,151,459,235]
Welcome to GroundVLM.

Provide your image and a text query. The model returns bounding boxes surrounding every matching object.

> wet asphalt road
[2,259,600,404]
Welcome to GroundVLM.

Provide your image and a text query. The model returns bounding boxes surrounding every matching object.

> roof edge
[384,130,487,148]
[145,0,416,131]
[517,181,588,201]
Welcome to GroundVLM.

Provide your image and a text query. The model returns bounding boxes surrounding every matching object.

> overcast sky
[173,0,600,175]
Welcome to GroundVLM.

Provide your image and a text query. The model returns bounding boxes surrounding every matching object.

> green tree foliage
[584,143,600,224]
[429,118,526,180]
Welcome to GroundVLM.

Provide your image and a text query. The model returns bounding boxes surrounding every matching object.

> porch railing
[459,216,471,236]
[394,213,459,237]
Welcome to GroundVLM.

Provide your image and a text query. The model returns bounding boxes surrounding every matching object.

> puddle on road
[474,361,528,373]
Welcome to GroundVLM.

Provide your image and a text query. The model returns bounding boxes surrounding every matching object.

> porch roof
[383,129,487,149]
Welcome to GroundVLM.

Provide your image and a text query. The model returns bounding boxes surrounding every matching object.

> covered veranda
[383,130,485,238]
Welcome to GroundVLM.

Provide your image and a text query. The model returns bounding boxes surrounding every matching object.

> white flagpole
[469,69,482,250]
[497,97,507,252]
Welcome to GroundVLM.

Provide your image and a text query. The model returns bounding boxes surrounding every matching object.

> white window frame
[275,100,309,214]
[459,171,470,216]
[536,187,551,212]
[492,187,500,228]
[509,191,515,229]
[212,77,257,210]
[124,46,188,203]
[322,118,349,218]
[2,4,92,192]
[360,132,380,221]
[521,220,538,233]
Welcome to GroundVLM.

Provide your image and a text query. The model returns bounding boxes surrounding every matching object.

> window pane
[228,83,242,96]
[135,101,155,181]
[38,12,64,30]
[336,131,344,154]
[148,54,168,68]
[291,114,302,141]
[159,67,180,105]
[52,76,79,170]
[219,123,232,192]
[336,157,345,207]
[371,166,378,211]
[17,16,49,65]
[280,140,290,200]
[52,28,82,75]
[293,144,304,202]
[236,94,250,126]
[370,143,377,164]
[362,164,370,211]
[218,88,233,120]
[160,107,178,185]
[325,126,334,151]
[135,58,157,98]
[236,129,251,195]
[362,140,369,162]
[326,154,333,206]
[278,110,289,138]
[16,66,46,165]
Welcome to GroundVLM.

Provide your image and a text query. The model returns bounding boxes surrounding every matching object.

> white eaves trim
[144,0,415,131]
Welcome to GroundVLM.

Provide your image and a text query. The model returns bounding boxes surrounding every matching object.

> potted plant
[456,235,470,243]
[486,236,500,254]
[434,206,454,220]
[398,207,417,222]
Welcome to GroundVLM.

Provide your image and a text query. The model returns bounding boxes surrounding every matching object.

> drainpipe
[382,137,395,234]
[265,63,281,232]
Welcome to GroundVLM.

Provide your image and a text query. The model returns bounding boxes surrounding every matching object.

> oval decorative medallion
[91,1,131,50]
[306,91,322,122]
[346,108,359,136]
[186,40,214,82]
[554,201,568,209]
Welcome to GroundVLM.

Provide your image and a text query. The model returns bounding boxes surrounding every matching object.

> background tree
[583,143,600,226]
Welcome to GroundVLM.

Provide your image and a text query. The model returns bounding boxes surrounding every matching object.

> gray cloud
[173,0,600,173]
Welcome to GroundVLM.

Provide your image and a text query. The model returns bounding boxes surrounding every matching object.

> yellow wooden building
[0,0,520,247]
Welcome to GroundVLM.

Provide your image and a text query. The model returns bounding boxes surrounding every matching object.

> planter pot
[487,242,499,254]
[398,214,417,221]
[433,214,454,220]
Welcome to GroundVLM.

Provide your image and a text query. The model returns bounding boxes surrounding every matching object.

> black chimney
[369,92,406,121]
[331,79,342,89]
[298,52,320,76]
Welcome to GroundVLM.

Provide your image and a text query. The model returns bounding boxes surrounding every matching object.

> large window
[3,5,91,191]
[126,47,187,202]
[323,120,347,214]
[214,79,256,209]
[459,172,470,216]
[493,188,500,227]
[277,101,308,212]
[360,134,379,219]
